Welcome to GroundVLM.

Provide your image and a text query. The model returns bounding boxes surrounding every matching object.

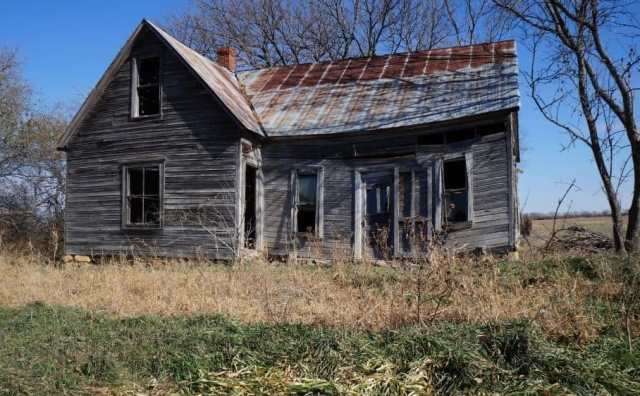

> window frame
[130,56,163,119]
[290,167,324,238]
[366,184,392,215]
[121,161,165,230]
[440,152,473,230]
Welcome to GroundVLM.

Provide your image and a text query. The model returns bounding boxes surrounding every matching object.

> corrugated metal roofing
[237,41,519,137]
[60,20,519,148]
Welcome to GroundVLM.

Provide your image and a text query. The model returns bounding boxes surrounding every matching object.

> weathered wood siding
[262,115,517,259]
[65,26,241,258]
[65,26,518,259]
[417,133,513,250]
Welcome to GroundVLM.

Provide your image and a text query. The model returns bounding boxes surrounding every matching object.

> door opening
[362,171,394,259]
[244,164,257,249]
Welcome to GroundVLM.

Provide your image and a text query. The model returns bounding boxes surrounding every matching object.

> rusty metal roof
[60,20,519,148]
[238,41,519,137]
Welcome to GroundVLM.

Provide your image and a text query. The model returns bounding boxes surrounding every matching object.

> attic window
[132,57,160,117]
[443,158,469,224]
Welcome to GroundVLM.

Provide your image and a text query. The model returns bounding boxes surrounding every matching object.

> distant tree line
[525,210,627,221]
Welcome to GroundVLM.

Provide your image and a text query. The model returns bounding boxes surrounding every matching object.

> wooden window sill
[122,225,163,232]
[294,232,322,239]
[129,114,163,122]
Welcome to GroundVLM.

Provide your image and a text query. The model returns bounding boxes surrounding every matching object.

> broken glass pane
[297,206,315,233]
[445,190,468,223]
[138,86,160,115]
[144,198,160,225]
[128,167,143,195]
[138,58,159,85]
[144,167,159,196]
[444,159,466,190]
[129,197,143,224]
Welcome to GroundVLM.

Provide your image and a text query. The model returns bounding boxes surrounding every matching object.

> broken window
[366,184,391,215]
[443,158,468,224]
[124,164,162,227]
[133,57,160,117]
[296,173,318,233]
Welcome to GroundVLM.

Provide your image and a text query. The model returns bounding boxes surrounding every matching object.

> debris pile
[548,225,613,252]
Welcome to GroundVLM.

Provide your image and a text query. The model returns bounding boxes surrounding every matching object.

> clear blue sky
[0,0,629,213]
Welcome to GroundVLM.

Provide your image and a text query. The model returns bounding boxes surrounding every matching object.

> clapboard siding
[65,25,518,260]
[262,120,517,258]
[65,26,241,258]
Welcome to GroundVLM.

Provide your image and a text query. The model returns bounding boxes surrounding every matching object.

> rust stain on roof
[62,20,519,146]
[238,41,519,137]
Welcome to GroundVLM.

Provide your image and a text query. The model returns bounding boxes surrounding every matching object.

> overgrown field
[1,249,640,394]
[530,215,626,245]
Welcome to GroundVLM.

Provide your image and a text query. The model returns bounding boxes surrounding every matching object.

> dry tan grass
[0,249,623,340]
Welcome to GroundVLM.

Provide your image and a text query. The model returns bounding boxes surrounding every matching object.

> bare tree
[0,48,32,179]
[0,47,67,255]
[166,0,505,69]
[495,0,640,253]
[444,0,512,45]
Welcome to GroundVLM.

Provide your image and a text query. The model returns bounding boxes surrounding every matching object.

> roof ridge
[237,39,516,74]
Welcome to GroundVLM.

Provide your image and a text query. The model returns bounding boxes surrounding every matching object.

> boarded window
[134,57,160,116]
[125,165,161,227]
[443,159,468,223]
[296,173,317,233]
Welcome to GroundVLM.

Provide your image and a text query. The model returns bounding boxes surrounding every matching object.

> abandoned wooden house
[58,19,520,260]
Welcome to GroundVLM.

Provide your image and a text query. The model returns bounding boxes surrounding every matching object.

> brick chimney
[216,47,237,72]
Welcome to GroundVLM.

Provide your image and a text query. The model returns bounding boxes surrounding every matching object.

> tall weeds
[0,247,634,342]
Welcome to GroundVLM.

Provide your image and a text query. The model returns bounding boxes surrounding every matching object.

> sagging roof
[59,19,519,148]
[238,41,519,137]
[58,20,263,149]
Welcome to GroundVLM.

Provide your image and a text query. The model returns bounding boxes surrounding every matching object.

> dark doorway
[244,165,257,248]
[363,171,394,259]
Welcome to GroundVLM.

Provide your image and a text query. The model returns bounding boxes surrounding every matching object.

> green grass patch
[1,303,639,394]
